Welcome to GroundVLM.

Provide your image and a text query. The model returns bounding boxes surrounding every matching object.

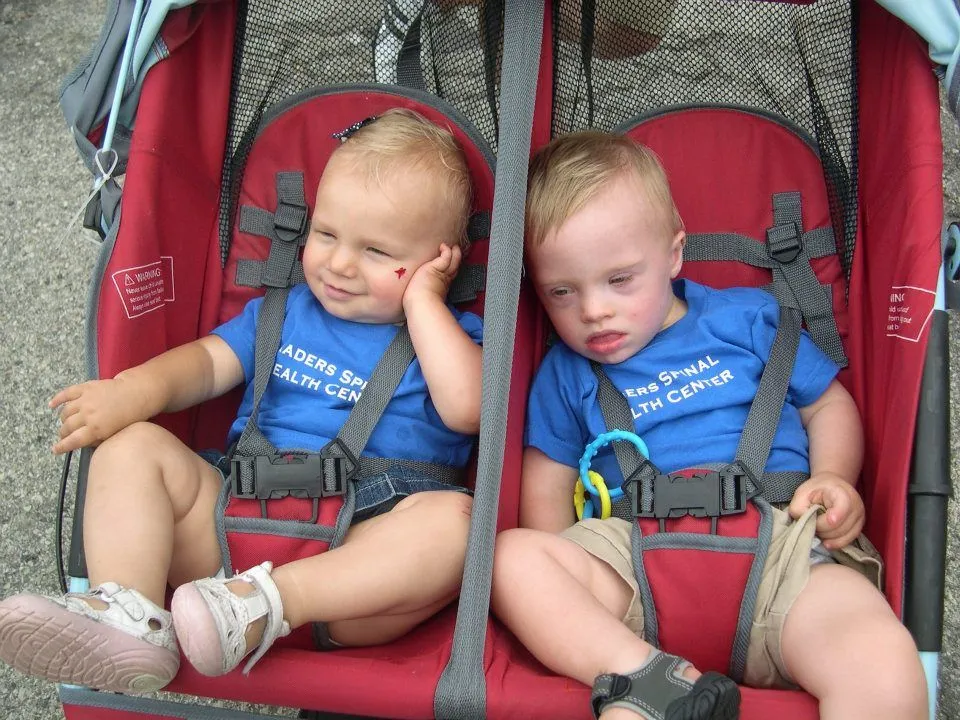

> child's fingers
[446,244,462,275]
[58,402,81,423]
[819,486,851,526]
[57,413,85,441]
[787,489,815,519]
[816,509,862,550]
[52,428,91,455]
[820,519,861,550]
[49,385,82,409]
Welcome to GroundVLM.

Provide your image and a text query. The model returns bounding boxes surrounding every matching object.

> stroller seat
[482,103,843,720]
[61,82,506,720]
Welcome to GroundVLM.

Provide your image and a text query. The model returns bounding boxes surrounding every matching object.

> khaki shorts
[560,505,883,688]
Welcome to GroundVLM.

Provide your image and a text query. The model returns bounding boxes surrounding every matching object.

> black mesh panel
[218,0,502,263]
[552,0,858,280]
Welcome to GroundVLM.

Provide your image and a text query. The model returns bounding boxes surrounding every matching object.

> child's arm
[519,447,579,533]
[403,244,482,434]
[50,335,244,454]
[788,379,865,549]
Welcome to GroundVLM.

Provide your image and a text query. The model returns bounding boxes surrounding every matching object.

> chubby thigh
[561,509,883,688]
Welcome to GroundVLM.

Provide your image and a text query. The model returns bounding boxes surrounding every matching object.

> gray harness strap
[235,259,306,289]
[684,191,847,367]
[236,172,309,290]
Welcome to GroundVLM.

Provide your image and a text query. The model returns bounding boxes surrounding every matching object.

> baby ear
[669,230,685,278]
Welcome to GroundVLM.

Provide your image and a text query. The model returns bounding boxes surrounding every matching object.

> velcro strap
[236,258,306,288]
[238,562,291,675]
[448,263,486,304]
[591,649,695,719]
[466,211,491,242]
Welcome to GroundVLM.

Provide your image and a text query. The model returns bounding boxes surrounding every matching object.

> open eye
[549,286,572,298]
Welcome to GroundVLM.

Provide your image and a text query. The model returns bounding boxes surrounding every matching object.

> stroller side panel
[854,0,945,609]
[89,1,236,448]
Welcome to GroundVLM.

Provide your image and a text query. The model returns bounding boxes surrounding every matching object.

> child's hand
[787,472,865,550]
[49,378,149,454]
[402,243,462,309]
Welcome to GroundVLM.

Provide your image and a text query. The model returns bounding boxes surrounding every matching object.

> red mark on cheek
[394,267,406,279]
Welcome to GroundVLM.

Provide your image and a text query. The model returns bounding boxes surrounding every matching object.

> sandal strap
[592,649,692,720]
[61,582,176,652]
[237,562,290,674]
[592,649,739,720]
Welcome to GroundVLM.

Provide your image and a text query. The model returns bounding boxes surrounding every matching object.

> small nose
[328,243,357,277]
[580,290,613,323]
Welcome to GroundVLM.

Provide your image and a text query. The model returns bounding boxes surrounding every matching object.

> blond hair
[334,108,473,250]
[526,131,682,249]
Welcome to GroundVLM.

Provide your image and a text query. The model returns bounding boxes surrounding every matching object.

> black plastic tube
[905,309,952,651]
[66,447,92,580]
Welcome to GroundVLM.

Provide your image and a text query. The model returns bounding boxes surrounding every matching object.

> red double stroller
[53,1,953,718]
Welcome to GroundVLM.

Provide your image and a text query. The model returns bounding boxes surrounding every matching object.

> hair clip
[332,115,378,142]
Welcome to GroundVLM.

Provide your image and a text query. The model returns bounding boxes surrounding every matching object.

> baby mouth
[585,331,627,355]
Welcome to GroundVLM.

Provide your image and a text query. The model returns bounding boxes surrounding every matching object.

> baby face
[302,151,453,324]
[529,170,686,364]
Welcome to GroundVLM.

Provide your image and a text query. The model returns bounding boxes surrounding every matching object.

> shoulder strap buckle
[273,199,307,243]
[766,221,803,264]
[317,438,359,496]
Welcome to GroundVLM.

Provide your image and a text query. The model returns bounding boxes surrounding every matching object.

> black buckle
[633,471,750,534]
[766,222,803,264]
[229,440,358,523]
[317,438,359,496]
[274,200,307,243]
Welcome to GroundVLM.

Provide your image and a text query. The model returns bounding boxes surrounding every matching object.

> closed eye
[367,246,392,258]
[610,274,633,286]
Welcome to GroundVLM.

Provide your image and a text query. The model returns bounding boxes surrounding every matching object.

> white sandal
[0,583,179,692]
[170,561,290,677]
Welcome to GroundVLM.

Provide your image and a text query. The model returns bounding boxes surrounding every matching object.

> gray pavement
[0,1,957,719]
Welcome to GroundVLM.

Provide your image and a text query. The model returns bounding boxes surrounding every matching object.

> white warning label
[885,285,935,343]
[111,257,175,319]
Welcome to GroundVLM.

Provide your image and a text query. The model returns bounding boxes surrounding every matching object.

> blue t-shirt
[525,280,839,485]
[213,284,484,467]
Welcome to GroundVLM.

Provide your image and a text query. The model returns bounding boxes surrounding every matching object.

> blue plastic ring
[578,430,650,500]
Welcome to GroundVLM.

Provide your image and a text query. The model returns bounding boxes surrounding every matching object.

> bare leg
[780,563,927,720]
[231,490,473,649]
[84,421,223,605]
[0,422,219,692]
[490,528,698,686]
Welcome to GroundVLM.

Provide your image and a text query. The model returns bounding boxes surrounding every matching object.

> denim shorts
[200,450,470,524]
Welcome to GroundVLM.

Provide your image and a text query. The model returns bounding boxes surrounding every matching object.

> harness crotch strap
[684,191,847,368]
[591,305,804,681]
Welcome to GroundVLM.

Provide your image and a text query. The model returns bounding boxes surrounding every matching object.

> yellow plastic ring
[588,470,612,520]
[573,479,586,521]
